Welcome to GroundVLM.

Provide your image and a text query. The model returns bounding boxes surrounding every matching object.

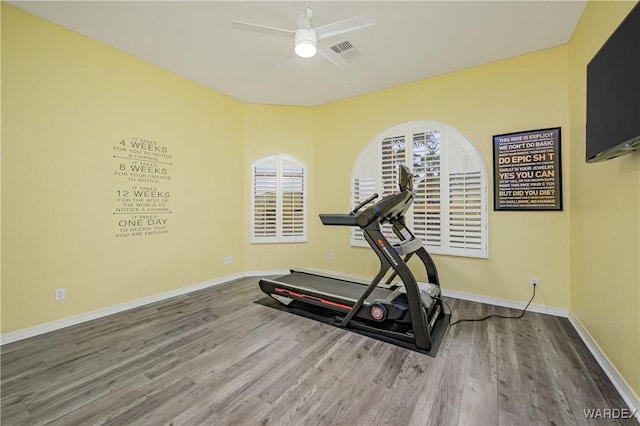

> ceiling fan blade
[317,42,349,68]
[276,45,296,68]
[232,21,294,38]
[292,0,311,29]
[315,14,376,40]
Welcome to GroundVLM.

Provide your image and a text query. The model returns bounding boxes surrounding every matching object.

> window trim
[350,120,488,258]
[250,154,307,244]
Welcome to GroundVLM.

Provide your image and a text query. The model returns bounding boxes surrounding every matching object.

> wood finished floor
[1,277,635,426]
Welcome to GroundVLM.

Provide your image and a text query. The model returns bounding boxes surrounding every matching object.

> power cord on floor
[435,286,536,326]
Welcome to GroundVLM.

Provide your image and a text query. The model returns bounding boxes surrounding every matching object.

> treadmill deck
[262,270,393,305]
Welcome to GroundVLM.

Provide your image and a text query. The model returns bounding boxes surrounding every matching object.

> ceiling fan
[231,1,376,68]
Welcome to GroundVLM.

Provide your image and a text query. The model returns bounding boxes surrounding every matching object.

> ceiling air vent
[330,41,360,60]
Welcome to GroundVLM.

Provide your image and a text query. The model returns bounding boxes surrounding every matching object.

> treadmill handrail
[319,190,414,229]
[319,213,358,226]
[351,193,379,214]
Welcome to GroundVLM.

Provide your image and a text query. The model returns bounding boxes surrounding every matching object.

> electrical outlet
[329,252,334,260]
[55,288,65,301]
[223,256,233,265]
[530,277,539,287]
[228,256,233,264]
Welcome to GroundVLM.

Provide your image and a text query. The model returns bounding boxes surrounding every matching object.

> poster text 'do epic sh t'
[493,127,562,211]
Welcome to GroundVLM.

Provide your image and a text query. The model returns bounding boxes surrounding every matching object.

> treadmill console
[398,164,414,191]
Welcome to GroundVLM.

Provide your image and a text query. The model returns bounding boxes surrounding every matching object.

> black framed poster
[493,127,562,211]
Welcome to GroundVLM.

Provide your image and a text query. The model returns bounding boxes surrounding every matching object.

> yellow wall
[1,4,244,332]
[313,47,571,309]
[2,0,638,404]
[568,0,639,400]
[243,104,315,271]
[0,3,4,325]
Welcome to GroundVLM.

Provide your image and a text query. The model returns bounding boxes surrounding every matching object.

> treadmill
[259,165,444,352]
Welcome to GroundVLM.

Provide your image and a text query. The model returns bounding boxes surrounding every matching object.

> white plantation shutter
[251,155,307,243]
[281,160,305,237]
[380,136,406,243]
[253,160,277,238]
[412,130,442,249]
[381,136,406,195]
[351,121,488,258]
[449,171,483,252]
[351,177,376,244]
[445,135,485,255]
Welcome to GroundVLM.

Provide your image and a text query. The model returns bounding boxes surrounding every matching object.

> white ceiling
[10,1,587,107]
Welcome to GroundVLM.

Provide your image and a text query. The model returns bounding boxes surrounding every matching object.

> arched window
[251,154,307,243]
[351,121,488,258]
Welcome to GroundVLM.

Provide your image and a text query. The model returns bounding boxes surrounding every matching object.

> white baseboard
[0,272,246,345]
[568,313,640,419]
[440,288,569,317]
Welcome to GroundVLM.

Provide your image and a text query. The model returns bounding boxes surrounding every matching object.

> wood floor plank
[301,381,355,425]
[457,376,498,426]
[0,401,31,425]
[378,351,435,425]
[260,382,323,425]
[371,344,411,389]
[426,343,469,425]
[405,350,449,425]
[136,381,213,425]
[336,381,393,425]
[101,377,197,426]
[44,375,192,425]
[466,305,498,385]
[254,332,351,405]
[216,396,274,426]
[1,277,634,426]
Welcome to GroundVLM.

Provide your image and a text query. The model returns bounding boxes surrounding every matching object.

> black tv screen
[586,2,640,163]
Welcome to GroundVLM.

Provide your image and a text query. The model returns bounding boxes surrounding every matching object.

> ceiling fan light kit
[232,1,376,67]
[294,29,317,58]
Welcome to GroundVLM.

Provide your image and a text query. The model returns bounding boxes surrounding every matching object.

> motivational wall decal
[493,127,562,211]
[113,137,173,237]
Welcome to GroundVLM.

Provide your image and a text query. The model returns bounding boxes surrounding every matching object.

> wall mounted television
[586,2,640,163]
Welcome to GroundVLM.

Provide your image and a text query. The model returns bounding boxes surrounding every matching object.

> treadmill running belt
[268,271,393,304]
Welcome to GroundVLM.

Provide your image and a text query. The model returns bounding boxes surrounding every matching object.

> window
[351,121,488,258]
[251,154,307,243]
